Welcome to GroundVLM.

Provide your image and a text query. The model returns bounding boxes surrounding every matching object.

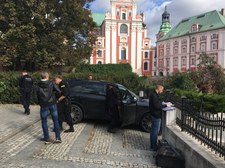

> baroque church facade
[90,0,153,76]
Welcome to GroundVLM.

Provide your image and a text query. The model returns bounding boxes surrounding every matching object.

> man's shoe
[64,128,74,133]
[26,109,30,115]
[54,139,62,144]
[107,128,116,133]
[40,138,51,144]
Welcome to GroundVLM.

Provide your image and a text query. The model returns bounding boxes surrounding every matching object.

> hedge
[0,70,142,104]
[173,89,225,113]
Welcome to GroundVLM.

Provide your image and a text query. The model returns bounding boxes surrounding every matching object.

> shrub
[172,89,225,113]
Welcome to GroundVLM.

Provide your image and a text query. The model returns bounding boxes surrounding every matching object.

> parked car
[68,79,151,132]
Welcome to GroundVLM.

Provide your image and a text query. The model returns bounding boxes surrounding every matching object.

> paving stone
[0,105,159,168]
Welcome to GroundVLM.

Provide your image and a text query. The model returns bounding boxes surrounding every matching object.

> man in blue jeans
[149,85,167,151]
[33,72,62,144]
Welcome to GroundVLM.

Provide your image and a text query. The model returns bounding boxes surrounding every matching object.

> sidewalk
[0,104,158,168]
[0,104,40,143]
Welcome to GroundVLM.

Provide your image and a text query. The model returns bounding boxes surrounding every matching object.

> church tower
[157,6,171,40]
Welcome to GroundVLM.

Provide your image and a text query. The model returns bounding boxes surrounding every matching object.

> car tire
[140,113,152,132]
[71,104,83,124]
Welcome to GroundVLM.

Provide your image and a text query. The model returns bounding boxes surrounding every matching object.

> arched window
[120,24,128,34]
[121,48,126,60]
[144,62,148,70]
[97,61,102,64]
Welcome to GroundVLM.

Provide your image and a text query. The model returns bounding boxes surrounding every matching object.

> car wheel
[71,104,83,124]
[140,113,152,132]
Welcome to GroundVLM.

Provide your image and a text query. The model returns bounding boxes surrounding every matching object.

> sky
[89,0,225,46]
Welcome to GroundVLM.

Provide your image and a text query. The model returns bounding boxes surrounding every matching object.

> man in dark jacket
[106,84,121,133]
[19,71,33,115]
[34,72,61,144]
[149,85,167,151]
[54,75,74,133]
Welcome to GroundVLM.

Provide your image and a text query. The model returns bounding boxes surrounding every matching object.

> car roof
[67,79,120,87]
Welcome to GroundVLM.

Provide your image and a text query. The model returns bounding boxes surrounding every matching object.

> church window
[122,13,126,20]
[182,47,186,53]
[181,56,186,66]
[97,50,102,57]
[191,45,195,53]
[166,48,170,55]
[173,57,178,66]
[144,62,148,71]
[159,59,163,68]
[191,57,195,65]
[211,33,217,39]
[200,43,206,51]
[166,58,170,67]
[144,52,148,59]
[121,47,126,60]
[120,24,128,34]
[174,47,178,54]
[212,42,217,50]
[191,25,197,32]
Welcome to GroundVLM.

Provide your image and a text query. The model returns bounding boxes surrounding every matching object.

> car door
[118,86,137,127]
[80,82,106,119]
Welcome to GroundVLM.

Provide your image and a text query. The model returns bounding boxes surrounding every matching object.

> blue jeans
[150,116,161,150]
[40,104,61,140]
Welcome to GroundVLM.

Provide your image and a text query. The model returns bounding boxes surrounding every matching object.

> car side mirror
[131,96,138,103]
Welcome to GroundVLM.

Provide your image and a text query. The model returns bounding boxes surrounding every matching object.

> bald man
[149,85,167,151]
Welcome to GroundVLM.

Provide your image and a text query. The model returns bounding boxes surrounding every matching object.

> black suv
[68,79,151,132]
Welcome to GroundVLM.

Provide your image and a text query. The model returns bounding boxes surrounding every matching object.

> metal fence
[167,92,225,159]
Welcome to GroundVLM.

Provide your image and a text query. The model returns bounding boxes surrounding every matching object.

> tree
[196,53,225,94]
[0,0,96,71]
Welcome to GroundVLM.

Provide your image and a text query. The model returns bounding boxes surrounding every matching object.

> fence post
[181,96,186,132]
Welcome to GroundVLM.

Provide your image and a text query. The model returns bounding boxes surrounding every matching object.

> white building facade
[156,9,225,76]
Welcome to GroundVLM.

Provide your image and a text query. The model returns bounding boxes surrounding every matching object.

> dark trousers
[20,92,31,112]
[57,99,73,128]
[108,105,120,130]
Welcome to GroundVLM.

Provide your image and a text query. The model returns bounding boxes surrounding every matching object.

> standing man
[106,84,121,133]
[19,71,33,115]
[54,75,74,133]
[149,85,167,151]
[33,72,62,144]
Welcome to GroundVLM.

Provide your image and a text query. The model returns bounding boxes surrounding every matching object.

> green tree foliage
[0,0,96,71]
[165,71,197,91]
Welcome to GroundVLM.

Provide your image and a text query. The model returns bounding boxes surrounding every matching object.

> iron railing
[167,92,225,159]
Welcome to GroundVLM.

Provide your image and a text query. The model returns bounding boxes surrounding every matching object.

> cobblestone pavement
[0,105,158,168]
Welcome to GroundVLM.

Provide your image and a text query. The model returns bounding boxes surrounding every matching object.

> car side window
[69,81,84,93]
[83,82,105,95]
[119,87,133,102]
